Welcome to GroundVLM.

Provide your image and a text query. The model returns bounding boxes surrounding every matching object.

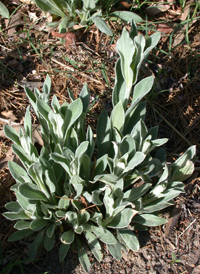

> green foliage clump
[3,23,195,273]
[32,0,143,35]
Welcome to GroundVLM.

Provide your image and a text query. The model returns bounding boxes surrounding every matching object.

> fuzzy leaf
[79,83,90,113]
[76,237,91,273]
[111,101,125,133]
[59,243,70,262]
[61,230,75,244]
[19,183,48,201]
[92,226,117,244]
[118,229,139,251]
[29,230,44,260]
[106,208,135,228]
[4,125,20,145]
[112,11,143,23]
[132,213,167,227]
[44,233,55,251]
[107,242,122,260]
[97,110,111,157]
[8,229,33,242]
[92,16,113,36]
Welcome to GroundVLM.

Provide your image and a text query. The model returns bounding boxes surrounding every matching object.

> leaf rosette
[3,23,195,273]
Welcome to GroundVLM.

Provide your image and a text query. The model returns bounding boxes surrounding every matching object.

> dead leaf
[157,23,173,37]
[164,201,183,238]
[144,5,171,17]
[1,110,17,122]
[120,1,133,8]
[7,13,24,36]
[51,31,77,47]
[181,4,190,21]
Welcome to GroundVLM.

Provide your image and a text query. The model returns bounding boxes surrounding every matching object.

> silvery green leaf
[48,111,64,143]
[15,190,30,212]
[75,141,89,159]
[14,220,31,230]
[124,183,152,202]
[112,59,126,108]
[20,135,32,155]
[24,86,37,114]
[28,163,50,198]
[92,16,113,36]
[59,243,70,262]
[123,101,146,135]
[88,243,103,262]
[51,152,72,177]
[117,27,136,89]
[59,16,68,33]
[79,83,90,113]
[82,0,96,10]
[0,2,9,18]
[30,218,47,231]
[61,230,75,244]
[37,98,51,123]
[92,190,103,205]
[123,151,145,173]
[24,106,32,139]
[5,201,21,212]
[132,213,167,227]
[142,159,163,178]
[94,174,119,185]
[86,126,94,158]
[42,75,51,101]
[111,101,125,133]
[97,110,111,157]
[142,201,174,214]
[173,145,196,167]
[103,188,114,217]
[46,224,56,238]
[106,208,135,228]
[4,125,20,145]
[8,161,32,184]
[172,160,194,181]
[63,98,83,138]
[33,0,65,17]
[67,88,75,102]
[51,95,61,113]
[70,175,84,198]
[68,127,79,150]
[8,229,33,242]
[78,210,90,225]
[80,154,90,181]
[44,233,55,251]
[19,183,48,201]
[126,76,154,117]
[118,229,139,251]
[92,226,117,244]
[150,138,168,152]
[94,154,108,176]
[144,32,161,56]
[3,210,30,220]
[29,230,44,260]
[56,210,66,218]
[58,195,70,209]
[76,236,91,273]
[84,231,101,250]
[111,11,143,23]
[170,146,196,181]
[107,242,122,260]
